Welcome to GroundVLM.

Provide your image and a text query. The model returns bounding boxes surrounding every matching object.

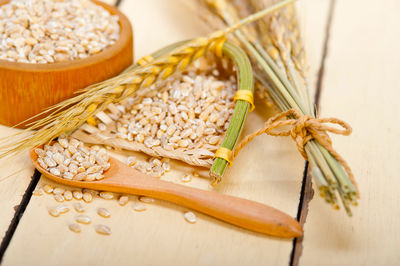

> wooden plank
[0,0,117,249]
[300,0,400,265]
[0,126,35,241]
[1,0,329,265]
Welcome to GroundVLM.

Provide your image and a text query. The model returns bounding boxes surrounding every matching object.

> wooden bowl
[0,0,133,128]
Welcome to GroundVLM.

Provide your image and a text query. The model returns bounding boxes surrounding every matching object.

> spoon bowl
[30,146,302,238]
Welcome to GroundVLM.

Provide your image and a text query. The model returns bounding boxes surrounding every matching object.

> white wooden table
[0,0,399,265]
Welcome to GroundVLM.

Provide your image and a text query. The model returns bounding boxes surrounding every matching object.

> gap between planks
[290,1,336,265]
[0,0,123,261]
[0,170,41,263]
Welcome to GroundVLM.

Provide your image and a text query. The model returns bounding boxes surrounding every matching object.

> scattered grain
[118,195,129,206]
[95,224,111,235]
[43,184,54,194]
[183,211,197,224]
[73,202,86,213]
[132,202,147,212]
[181,174,192,183]
[32,187,43,196]
[56,205,70,214]
[97,208,111,218]
[72,190,83,200]
[83,192,93,203]
[54,194,65,203]
[75,215,92,224]
[99,191,114,200]
[64,190,73,201]
[139,196,155,203]
[69,223,81,233]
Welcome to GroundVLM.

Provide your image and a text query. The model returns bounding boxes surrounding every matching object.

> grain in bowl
[0,0,120,63]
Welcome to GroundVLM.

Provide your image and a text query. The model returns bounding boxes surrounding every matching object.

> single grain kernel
[139,196,155,203]
[32,187,43,196]
[64,190,73,201]
[54,194,65,203]
[69,223,81,233]
[97,208,111,218]
[132,202,147,212]
[56,205,70,214]
[183,211,197,224]
[53,187,65,195]
[43,184,54,194]
[83,192,93,203]
[72,190,83,200]
[75,215,92,224]
[95,224,111,235]
[181,174,192,183]
[99,191,114,200]
[126,156,137,166]
[118,195,129,206]
[73,202,85,213]
[48,208,60,217]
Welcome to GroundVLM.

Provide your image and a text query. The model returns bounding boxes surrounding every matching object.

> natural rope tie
[233,109,358,193]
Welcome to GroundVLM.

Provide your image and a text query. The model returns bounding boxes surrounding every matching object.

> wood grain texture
[0,0,329,265]
[0,0,133,127]
[300,0,400,265]
[0,126,35,241]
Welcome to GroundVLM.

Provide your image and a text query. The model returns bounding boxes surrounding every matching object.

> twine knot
[233,109,357,192]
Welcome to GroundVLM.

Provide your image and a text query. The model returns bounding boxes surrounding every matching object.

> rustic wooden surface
[300,0,400,265]
[0,0,396,265]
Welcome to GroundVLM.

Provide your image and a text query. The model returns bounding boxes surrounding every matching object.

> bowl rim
[0,0,133,72]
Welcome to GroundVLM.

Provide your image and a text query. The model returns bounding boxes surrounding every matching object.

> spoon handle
[111,166,302,238]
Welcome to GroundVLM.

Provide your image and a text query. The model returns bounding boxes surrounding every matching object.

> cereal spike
[0,0,292,158]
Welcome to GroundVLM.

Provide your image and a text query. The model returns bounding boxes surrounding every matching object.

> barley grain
[126,156,137,166]
[95,224,111,235]
[183,211,197,224]
[181,174,192,183]
[139,196,155,203]
[132,202,147,212]
[56,205,70,214]
[97,208,111,218]
[43,184,54,194]
[118,195,129,206]
[54,194,65,203]
[64,190,73,201]
[53,187,65,195]
[32,187,43,196]
[48,208,60,217]
[83,192,93,203]
[73,202,86,213]
[75,215,91,224]
[99,192,114,200]
[69,223,81,233]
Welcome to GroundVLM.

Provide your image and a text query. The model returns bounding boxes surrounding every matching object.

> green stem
[209,41,254,181]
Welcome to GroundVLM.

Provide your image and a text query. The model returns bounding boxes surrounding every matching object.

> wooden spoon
[30,148,302,238]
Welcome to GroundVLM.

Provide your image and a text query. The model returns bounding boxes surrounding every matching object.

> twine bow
[233,109,358,192]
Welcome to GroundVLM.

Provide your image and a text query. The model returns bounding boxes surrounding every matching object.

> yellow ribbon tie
[233,90,255,112]
[214,147,233,166]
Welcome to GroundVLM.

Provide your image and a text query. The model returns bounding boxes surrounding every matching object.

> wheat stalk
[0,0,295,158]
[194,0,358,215]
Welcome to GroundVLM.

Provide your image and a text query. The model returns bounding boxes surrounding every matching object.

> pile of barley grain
[0,0,120,63]
[99,68,236,154]
[35,136,110,181]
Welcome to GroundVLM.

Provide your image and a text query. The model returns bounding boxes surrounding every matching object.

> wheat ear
[0,0,295,158]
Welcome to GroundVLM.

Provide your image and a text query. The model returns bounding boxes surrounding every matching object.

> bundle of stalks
[193,0,358,215]
[0,1,293,178]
